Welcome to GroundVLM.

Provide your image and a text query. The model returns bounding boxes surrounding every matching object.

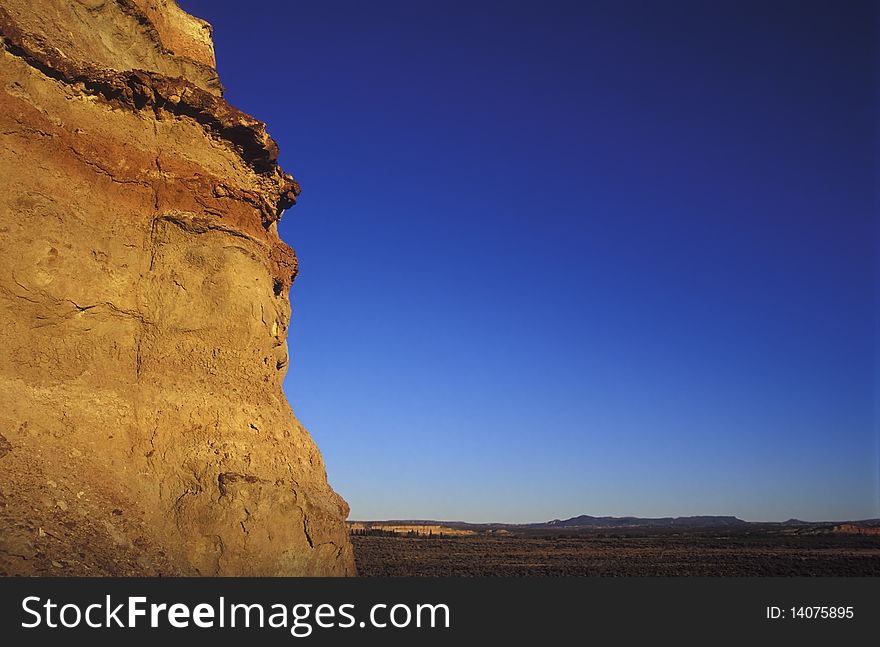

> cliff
[833,524,880,537]
[0,0,355,575]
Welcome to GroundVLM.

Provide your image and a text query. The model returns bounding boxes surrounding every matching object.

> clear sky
[178,0,877,523]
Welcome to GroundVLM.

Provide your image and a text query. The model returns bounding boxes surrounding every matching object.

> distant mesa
[833,523,880,537]
[348,515,753,534]
[540,515,749,529]
[349,522,475,537]
[349,515,880,534]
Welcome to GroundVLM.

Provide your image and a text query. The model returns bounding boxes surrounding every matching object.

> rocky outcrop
[349,523,477,537]
[833,524,880,537]
[0,0,355,575]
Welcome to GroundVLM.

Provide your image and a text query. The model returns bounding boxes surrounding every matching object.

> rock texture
[0,0,355,576]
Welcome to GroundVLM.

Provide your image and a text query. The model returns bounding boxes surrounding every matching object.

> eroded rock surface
[0,0,355,576]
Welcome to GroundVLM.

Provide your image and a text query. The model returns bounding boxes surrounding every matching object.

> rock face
[0,0,355,575]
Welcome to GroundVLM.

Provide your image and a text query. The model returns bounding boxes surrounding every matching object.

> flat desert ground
[352,528,880,576]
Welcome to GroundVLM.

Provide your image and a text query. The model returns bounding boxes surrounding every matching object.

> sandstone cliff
[0,0,355,576]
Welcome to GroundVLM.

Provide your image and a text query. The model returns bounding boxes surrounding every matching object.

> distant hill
[349,516,880,533]
[535,515,749,529]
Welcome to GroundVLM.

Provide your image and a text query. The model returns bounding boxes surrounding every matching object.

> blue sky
[179,0,877,523]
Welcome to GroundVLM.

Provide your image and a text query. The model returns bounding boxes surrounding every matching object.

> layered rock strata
[0,0,355,576]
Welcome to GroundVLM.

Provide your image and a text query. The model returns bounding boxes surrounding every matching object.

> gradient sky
[178,0,877,523]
